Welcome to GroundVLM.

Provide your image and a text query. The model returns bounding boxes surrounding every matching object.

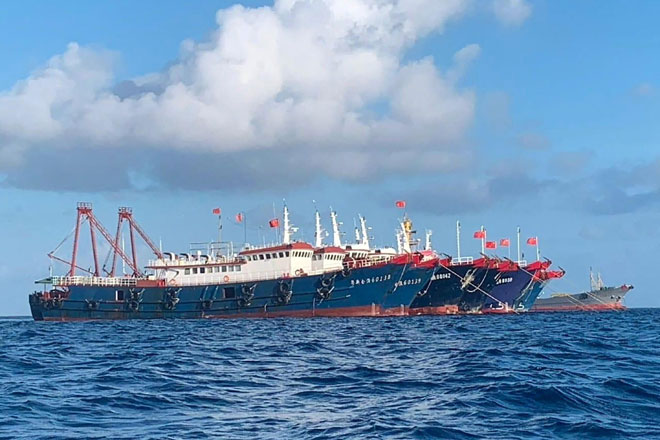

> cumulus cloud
[492,0,532,26]
[397,170,554,215]
[0,0,484,192]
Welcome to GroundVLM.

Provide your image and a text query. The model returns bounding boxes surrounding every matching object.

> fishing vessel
[481,260,553,314]
[478,228,563,314]
[409,256,500,315]
[513,267,565,311]
[531,269,633,312]
[28,203,436,321]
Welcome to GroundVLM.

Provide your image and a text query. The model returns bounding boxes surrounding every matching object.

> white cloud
[0,0,480,190]
[492,0,532,26]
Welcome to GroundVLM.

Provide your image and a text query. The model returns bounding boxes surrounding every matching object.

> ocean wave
[1,310,659,439]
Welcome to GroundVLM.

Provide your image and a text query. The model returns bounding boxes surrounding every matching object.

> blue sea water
[1,310,659,439]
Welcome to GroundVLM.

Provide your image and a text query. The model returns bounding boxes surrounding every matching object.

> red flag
[212,208,221,215]
[235,213,244,223]
[395,200,406,208]
[500,238,510,247]
[527,237,538,246]
[473,231,486,239]
[485,241,497,249]
[269,218,280,228]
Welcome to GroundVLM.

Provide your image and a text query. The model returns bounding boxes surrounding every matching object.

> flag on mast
[395,200,406,208]
[527,237,538,246]
[212,208,221,215]
[269,218,280,228]
[235,213,244,223]
[485,241,497,249]
[500,238,510,247]
[473,231,486,239]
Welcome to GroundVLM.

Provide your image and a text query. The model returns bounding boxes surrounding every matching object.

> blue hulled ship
[29,203,436,321]
[481,260,553,313]
[409,257,500,315]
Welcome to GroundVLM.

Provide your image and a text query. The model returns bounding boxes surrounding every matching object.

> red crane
[51,203,163,278]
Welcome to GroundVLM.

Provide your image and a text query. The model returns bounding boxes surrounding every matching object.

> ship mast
[359,215,370,248]
[589,267,604,290]
[400,220,412,253]
[282,203,298,245]
[517,226,522,263]
[456,220,461,260]
[330,208,342,247]
[314,208,324,248]
[480,225,486,254]
[425,230,433,251]
[283,204,291,244]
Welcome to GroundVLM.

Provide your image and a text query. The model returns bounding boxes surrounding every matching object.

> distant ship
[531,269,633,312]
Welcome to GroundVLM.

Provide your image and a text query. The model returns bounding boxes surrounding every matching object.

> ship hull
[29,262,434,321]
[481,269,534,314]
[409,264,498,315]
[514,280,547,311]
[530,286,631,313]
[382,265,436,316]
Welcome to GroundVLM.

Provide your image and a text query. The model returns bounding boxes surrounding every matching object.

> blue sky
[1,0,659,315]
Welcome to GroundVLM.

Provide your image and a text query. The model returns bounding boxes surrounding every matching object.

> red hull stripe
[408,306,460,316]
[481,308,516,315]
[41,304,413,321]
[531,304,626,313]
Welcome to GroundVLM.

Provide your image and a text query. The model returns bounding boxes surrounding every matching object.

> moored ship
[409,256,500,315]
[513,267,565,311]
[29,203,436,321]
[531,269,633,312]
[481,260,552,314]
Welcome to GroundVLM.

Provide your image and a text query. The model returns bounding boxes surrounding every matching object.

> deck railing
[451,256,474,265]
[51,276,138,287]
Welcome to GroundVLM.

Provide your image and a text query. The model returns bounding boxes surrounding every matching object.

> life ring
[223,275,230,282]
[294,269,304,276]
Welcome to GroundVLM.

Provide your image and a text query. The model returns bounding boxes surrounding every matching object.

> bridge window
[279,252,284,258]
[200,267,206,274]
[266,254,271,260]
[192,268,198,274]
[259,254,265,260]
[222,266,227,272]
[236,265,241,272]
[285,251,290,257]
[184,268,191,275]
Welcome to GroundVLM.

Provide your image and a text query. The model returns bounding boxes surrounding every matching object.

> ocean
[1,309,659,439]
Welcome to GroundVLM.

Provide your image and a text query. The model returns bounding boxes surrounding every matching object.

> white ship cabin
[344,245,370,260]
[311,246,345,272]
[147,242,316,285]
[368,247,398,263]
[239,242,315,277]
